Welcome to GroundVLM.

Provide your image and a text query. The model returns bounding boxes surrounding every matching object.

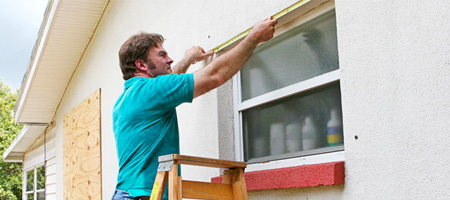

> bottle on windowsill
[286,116,302,153]
[270,122,285,156]
[327,108,343,146]
[302,116,317,151]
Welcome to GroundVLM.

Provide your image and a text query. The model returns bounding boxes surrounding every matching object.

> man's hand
[172,46,213,74]
[247,18,278,44]
[185,46,214,64]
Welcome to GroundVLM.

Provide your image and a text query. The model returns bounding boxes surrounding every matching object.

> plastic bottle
[286,117,302,153]
[253,127,268,158]
[327,108,343,146]
[270,122,285,155]
[302,116,317,151]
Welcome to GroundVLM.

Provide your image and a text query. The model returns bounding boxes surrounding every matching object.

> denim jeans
[111,189,150,200]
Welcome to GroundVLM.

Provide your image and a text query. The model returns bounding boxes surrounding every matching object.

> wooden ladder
[150,154,248,200]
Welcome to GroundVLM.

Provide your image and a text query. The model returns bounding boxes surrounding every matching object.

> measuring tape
[212,0,312,53]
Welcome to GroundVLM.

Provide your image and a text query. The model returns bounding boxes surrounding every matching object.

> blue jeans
[111,190,150,200]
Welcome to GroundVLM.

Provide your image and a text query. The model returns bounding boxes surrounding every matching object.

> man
[112,18,277,200]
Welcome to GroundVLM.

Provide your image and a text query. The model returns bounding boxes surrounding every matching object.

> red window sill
[211,161,344,191]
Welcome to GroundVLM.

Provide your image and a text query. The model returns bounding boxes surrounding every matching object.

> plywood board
[63,89,102,200]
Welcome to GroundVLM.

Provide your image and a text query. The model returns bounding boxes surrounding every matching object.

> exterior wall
[336,0,450,199]
[22,126,56,200]
[44,0,450,200]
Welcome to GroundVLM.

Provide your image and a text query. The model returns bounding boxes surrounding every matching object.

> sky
[0,0,49,91]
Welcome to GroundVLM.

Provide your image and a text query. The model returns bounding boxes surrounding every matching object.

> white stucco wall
[48,0,450,199]
[336,0,450,199]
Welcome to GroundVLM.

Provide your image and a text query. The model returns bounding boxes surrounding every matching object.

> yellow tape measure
[150,181,160,200]
[212,0,312,53]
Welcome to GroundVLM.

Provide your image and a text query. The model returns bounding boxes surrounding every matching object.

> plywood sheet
[63,89,101,200]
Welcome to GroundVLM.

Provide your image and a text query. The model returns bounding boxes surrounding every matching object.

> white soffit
[14,0,109,124]
[3,125,48,162]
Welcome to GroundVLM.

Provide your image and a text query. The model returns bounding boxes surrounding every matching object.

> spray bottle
[327,108,343,146]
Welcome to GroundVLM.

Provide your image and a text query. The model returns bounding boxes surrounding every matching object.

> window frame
[232,1,344,171]
[24,164,45,200]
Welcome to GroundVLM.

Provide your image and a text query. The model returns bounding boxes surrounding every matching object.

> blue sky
[0,0,48,91]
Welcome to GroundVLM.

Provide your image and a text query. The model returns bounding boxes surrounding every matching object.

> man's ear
[135,59,147,71]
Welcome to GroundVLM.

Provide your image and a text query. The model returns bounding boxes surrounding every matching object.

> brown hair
[118,32,164,80]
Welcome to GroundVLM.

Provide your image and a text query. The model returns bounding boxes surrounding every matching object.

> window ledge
[211,161,344,190]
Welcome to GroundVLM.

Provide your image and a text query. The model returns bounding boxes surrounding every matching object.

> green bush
[0,79,24,200]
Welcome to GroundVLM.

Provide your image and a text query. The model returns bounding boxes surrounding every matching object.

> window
[25,165,45,200]
[234,5,343,165]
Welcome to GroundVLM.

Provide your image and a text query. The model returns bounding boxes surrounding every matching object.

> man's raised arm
[193,18,278,98]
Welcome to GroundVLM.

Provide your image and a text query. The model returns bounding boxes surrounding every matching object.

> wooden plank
[182,180,233,200]
[63,89,101,200]
[150,171,168,200]
[231,168,248,200]
[168,161,180,200]
[159,154,247,169]
[222,169,233,185]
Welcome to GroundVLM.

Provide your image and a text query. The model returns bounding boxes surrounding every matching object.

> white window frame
[232,1,344,172]
[24,164,45,200]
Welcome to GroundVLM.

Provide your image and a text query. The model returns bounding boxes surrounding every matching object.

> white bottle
[253,133,268,158]
[327,108,343,146]
[302,116,317,151]
[286,118,302,153]
[270,122,286,156]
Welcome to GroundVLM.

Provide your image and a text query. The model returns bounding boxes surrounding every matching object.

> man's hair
[118,32,164,80]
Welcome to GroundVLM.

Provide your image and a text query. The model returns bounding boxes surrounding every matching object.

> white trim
[15,0,59,123]
[233,73,244,161]
[14,0,109,124]
[23,164,46,200]
[245,151,344,172]
[3,124,48,162]
[238,70,340,111]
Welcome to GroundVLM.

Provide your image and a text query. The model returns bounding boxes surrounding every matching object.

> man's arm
[172,46,214,74]
[193,18,277,98]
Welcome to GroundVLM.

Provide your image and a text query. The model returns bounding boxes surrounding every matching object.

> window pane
[26,170,34,192]
[27,193,34,200]
[243,83,343,161]
[37,191,45,200]
[241,10,338,100]
[37,166,45,190]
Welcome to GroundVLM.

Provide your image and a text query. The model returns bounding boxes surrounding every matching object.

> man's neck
[133,72,154,78]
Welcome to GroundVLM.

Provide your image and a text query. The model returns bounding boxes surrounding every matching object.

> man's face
[144,43,174,77]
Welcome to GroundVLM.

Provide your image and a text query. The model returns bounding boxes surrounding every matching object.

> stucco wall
[50,0,450,199]
[336,0,450,199]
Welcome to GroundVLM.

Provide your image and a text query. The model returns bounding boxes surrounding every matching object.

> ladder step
[158,154,247,169]
[182,180,233,200]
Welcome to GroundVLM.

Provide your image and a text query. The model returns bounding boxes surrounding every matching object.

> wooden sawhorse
[150,154,248,200]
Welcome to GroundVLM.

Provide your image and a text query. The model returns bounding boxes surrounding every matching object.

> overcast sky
[0,0,49,91]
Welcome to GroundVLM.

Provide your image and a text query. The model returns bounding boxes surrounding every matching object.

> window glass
[37,191,45,200]
[26,170,34,192]
[37,166,45,190]
[25,165,46,200]
[243,83,343,161]
[240,10,338,100]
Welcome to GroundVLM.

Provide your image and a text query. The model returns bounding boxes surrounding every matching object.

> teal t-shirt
[113,74,194,197]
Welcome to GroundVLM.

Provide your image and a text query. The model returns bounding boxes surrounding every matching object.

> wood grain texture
[182,180,233,200]
[63,89,102,200]
[150,171,168,200]
[231,168,247,200]
[168,161,180,200]
[159,154,247,169]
